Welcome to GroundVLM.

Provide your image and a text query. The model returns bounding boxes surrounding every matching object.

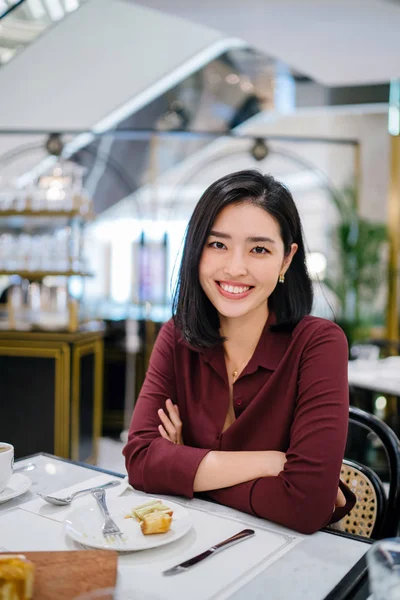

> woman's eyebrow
[209,230,276,244]
[247,236,276,244]
[209,230,230,239]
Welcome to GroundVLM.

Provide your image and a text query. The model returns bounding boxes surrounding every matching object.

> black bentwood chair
[330,406,400,540]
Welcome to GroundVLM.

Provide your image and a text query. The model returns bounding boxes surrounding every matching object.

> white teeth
[220,283,250,294]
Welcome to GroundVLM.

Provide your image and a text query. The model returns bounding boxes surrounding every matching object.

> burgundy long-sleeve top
[123,314,356,534]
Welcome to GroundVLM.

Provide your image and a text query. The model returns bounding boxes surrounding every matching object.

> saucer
[0,473,32,504]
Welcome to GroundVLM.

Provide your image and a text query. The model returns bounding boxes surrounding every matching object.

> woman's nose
[223,252,248,277]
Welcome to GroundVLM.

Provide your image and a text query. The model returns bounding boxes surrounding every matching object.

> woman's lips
[215,281,254,300]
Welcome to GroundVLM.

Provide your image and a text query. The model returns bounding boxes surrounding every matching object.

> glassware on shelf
[27,282,41,320]
[0,163,94,331]
[0,185,14,211]
[0,159,90,216]
[7,284,23,330]
[0,229,87,275]
[34,282,69,330]
[0,234,18,270]
[13,189,27,212]
[56,286,68,314]
[37,159,86,213]
[19,234,34,271]
[30,187,44,212]
[53,229,70,272]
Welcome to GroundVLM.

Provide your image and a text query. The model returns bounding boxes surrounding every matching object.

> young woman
[123,170,355,535]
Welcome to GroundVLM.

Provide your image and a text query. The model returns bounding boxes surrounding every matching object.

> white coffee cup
[0,443,14,493]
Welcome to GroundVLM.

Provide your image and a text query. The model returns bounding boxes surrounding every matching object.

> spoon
[38,480,122,506]
[14,462,36,473]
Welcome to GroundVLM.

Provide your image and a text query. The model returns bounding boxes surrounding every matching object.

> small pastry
[140,511,172,535]
[0,554,35,600]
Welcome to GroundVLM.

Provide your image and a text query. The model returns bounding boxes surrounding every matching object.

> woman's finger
[158,408,177,440]
[165,398,175,412]
[165,399,182,431]
[158,424,170,441]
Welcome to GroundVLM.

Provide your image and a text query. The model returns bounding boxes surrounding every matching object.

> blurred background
[0,0,399,477]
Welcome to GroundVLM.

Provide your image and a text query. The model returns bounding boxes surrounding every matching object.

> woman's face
[199,202,297,322]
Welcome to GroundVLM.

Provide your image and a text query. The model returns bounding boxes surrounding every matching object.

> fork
[91,488,123,540]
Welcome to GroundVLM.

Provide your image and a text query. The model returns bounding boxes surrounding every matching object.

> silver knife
[162,528,255,576]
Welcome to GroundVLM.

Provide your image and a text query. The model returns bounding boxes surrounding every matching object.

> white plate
[0,473,32,504]
[65,495,192,551]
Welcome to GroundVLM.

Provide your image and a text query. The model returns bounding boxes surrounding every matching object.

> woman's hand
[335,486,346,509]
[158,399,183,445]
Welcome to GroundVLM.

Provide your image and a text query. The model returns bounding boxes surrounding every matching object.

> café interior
[1,0,400,599]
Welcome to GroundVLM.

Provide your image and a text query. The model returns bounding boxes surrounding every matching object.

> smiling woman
[123,170,355,535]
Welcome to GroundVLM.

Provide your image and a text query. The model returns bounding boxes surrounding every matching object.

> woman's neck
[220,306,269,362]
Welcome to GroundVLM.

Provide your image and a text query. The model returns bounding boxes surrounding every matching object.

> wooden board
[0,550,118,600]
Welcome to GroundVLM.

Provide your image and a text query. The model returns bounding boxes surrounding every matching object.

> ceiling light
[240,79,254,93]
[250,138,269,161]
[226,73,240,85]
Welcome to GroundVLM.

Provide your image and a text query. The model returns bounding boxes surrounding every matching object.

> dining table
[348,357,400,397]
[0,452,373,600]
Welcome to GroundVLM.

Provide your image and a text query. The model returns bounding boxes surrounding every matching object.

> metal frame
[387,133,400,342]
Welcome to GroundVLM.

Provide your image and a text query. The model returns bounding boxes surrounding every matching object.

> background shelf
[0,209,94,219]
[0,270,92,279]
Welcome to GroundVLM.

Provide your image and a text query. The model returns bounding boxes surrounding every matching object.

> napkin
[19,474,129,523]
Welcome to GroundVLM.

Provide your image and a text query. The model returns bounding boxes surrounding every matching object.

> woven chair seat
[329,463,378,538]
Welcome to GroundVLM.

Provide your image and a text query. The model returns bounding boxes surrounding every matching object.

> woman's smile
[216,280,255,300]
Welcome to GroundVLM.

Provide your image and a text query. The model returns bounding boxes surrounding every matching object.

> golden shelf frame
[71,337,104,463]
[0,328,104,460]
[0,339,71,457]
[0,209,94,219]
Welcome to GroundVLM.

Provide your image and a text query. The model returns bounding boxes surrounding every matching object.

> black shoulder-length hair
[173,169,313,347]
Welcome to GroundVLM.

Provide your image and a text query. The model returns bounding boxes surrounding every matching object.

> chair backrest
[331,458,386,538]
[346,406,400,539]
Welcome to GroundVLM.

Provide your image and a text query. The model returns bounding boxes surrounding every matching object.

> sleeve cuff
[142,437,211,498]
[205,480,257,515]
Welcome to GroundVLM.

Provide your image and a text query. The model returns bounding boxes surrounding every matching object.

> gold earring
[279,273,285,284]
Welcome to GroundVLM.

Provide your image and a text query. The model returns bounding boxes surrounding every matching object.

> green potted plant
[324,183,387,348]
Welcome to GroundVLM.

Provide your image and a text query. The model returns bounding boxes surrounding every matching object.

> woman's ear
[281,243,298,275]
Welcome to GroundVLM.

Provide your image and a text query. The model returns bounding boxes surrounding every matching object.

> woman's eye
[209,241,226,250]
[251,246,269,254]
